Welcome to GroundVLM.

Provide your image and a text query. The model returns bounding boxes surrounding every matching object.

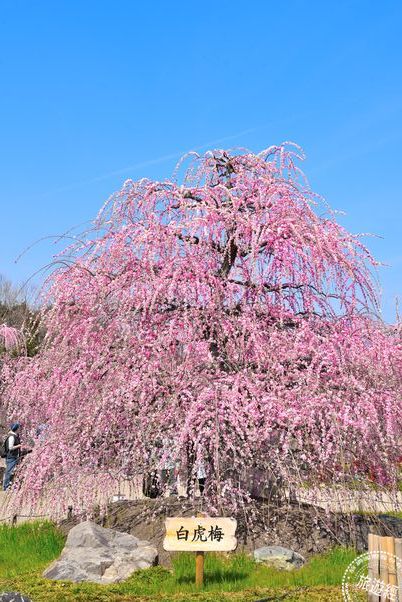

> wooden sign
[163,516,237,552]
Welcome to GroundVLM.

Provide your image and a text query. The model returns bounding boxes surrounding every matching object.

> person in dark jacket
[3,422,22,490]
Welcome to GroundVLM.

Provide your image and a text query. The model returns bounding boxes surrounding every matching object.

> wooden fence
[368,533,402,601]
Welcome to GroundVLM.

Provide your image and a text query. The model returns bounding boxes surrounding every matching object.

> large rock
[43,520,158,583]
[0,592,31,602]
[254,545,305,571]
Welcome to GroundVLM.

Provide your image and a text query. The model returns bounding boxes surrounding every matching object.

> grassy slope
[0,522,358,601]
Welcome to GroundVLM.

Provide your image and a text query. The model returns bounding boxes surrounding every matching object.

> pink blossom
[1,144,401,515]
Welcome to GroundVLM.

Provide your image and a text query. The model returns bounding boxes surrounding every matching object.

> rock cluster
[43,520,157,583]
[0,592,31,602]
[254,545,305,571]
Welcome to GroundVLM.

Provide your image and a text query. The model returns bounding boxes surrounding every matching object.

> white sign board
[163,516,237,552]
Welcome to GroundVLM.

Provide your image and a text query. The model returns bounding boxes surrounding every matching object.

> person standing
[160,437,178,496]
[197,460,206,495]
[3,422,22,490]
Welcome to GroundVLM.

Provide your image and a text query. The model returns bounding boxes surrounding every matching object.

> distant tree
[0,275,42,357]
[2,144,401,515]
[0,276,42,430]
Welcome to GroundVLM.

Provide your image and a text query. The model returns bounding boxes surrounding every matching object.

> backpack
[1,435,10,459]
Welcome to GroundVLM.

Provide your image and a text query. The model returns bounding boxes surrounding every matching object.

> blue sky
[0,1,401,321]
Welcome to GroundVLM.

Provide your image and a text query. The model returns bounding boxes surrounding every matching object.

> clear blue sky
[1,1,401,321]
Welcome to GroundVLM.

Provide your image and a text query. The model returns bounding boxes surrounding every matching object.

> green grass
[353,509,402,520]
[379,510,402,520]
[0,521,65,577]
[0,521,357,601]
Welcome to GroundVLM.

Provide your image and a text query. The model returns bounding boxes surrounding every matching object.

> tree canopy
[2,144,401,514]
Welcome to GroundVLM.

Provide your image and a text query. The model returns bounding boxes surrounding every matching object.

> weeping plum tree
[0,276,41,357]
[2,144,402,513]
[0,324,24,354]
[0,323,25,430]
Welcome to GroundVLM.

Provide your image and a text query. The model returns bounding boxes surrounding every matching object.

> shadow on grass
[176,568,250,585]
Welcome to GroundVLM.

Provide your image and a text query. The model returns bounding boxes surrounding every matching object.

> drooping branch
[1,142,397,519]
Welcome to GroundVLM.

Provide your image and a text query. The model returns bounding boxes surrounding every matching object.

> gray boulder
[253,545,305,571]
[0,592,31,602]
[43,520,157,583]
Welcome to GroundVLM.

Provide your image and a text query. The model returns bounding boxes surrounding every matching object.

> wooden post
[195,551,204,587]
[383,535,397,595]
[195,511,205,587]
[368,533,380,602]
[395,538,402,602]
[369,533,402,601]
[379,535,390,592]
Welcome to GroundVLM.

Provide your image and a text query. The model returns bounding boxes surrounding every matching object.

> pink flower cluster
[2,144,401,513]
[0,324,25,354]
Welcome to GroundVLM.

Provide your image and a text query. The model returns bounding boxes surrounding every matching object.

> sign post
[195,550,204,587]
[163,516,237,588]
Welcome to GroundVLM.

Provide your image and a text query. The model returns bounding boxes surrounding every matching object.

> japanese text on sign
[163,517,237,552]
